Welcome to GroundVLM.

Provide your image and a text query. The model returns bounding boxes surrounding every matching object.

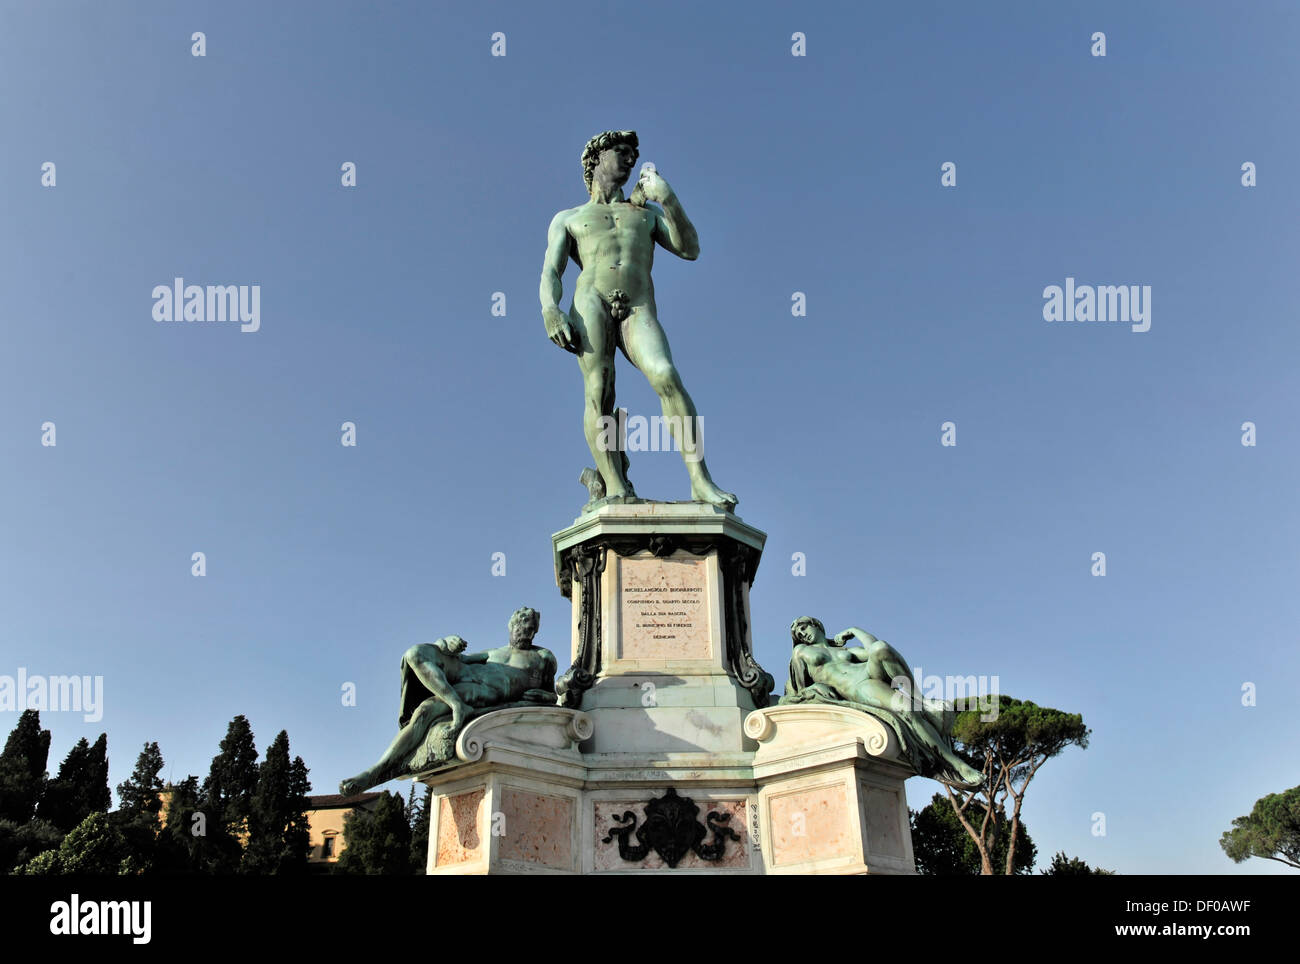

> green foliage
[202,715,259,832]
[87,734,111,814]
[106,742,170,874]
[951,695,1091,774]
[911,793,1036,875]
[155,774,241,874]
[0,817,64,874]
[193,715,261,869]
[0,710,51,823]
[116,742,165,816]
[408,785,430,873]
[944,695,1090,875]
[337,791,416,875]
[242,730,312,874]
[59,810,131,873]
[20,848,62,876]
[22,811,130,875]
[37,734,112,832]
[112,812,161,875]
[38,738,90,830]
[1041,850,1115,875]
[1219,784,1300,870]
[1,715,325,876]
[286,755,312,862]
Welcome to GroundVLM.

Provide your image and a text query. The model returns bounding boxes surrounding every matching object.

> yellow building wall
[306,806,352,863]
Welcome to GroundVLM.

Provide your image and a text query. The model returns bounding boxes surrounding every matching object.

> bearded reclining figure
[340,607,557,794]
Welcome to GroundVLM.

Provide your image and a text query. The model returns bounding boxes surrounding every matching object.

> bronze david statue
[540,130,736,510]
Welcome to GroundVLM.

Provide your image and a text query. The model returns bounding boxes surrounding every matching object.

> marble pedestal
[745,704,916,874]
[420,503,918,875]
[552,502,772,752]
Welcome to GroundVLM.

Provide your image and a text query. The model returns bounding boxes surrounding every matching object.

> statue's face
[595,142,637,188]
[793,619,826,646]
[509,613,539,646]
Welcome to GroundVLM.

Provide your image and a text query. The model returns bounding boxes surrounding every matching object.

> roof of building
[306,791,385,810]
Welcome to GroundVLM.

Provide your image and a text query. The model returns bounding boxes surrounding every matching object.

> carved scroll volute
[722,542,773,707]
[556,543,606,708]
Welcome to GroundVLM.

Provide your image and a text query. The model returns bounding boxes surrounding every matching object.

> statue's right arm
[540,211,578,352]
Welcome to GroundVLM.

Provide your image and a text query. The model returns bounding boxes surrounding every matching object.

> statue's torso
[480,645,556,691]
[565,201,656,304]
[798,644,872,696]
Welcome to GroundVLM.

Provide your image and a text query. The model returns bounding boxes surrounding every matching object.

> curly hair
[508,606,540,639]
[581,130,639,194]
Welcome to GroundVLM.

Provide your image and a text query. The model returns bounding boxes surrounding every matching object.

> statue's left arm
[833,627,876,649]
[638,170,699,261]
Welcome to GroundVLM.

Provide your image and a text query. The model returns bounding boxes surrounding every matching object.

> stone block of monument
[424,707,592,875]
[744,704,917,875]
[552,501,774,755]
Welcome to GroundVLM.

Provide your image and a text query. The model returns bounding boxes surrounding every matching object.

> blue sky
[1,0,1297,873]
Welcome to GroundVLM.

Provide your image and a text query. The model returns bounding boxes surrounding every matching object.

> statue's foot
[608,478,638,501]
[583,488,642,514]
[339,773,371,796]
[690,478,738,510]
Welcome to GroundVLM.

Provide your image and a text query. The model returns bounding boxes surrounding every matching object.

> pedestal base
[421,704,917,875]
[423,504,918,874]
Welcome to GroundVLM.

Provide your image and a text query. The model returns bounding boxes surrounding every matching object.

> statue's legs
[571,289,635,498]
[399,644,471,729]
[856,678,982,787]
[339,698,450,795]
[620,307,736,507]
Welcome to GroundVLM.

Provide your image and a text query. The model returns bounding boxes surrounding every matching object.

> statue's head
[582,130,639,196]
[436,635,468,656]
[508,606,541,647]
[790,616,827,647]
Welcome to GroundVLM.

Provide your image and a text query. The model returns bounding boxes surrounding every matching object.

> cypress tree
[86,733,111,816]
[117,741,165,817]
[337,791,413,874]
[201,715,259,835]
[37,736,111,832]
[243,730,311,873]
[155,774,240,873]
[0,710,51,823]
[408,785,430,873]
[285,753,312,868]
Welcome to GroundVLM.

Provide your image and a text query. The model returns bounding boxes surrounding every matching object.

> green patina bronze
[540,130,736,511]
[780,617,984,789]
[339,607,557,793]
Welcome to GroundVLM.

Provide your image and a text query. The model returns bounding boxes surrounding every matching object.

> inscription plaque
[619,554,712,660]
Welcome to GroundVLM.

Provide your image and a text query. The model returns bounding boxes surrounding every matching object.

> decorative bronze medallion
[602,788,741,867]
